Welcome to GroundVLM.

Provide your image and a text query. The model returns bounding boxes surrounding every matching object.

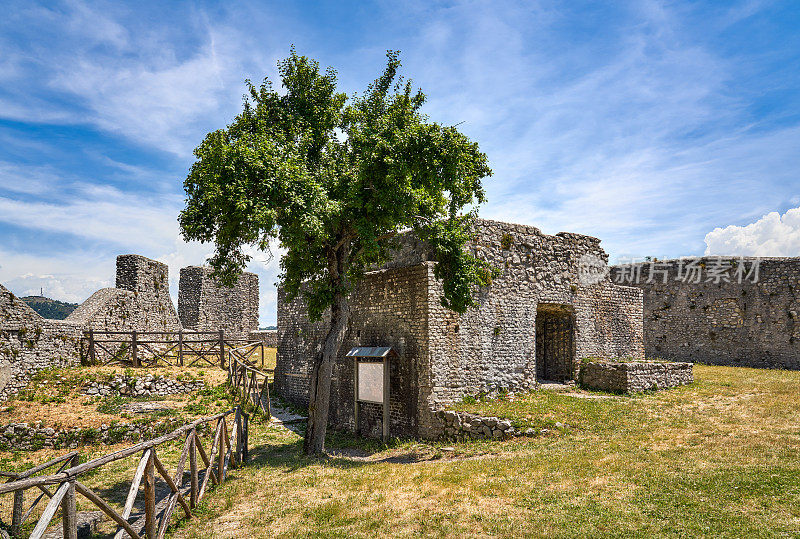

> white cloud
[0,249,114,304]
[705,207,800,257]
[53,38,234,155]
[0,192,181,253]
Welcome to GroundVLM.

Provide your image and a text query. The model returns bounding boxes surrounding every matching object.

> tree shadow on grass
[245,423,453,473]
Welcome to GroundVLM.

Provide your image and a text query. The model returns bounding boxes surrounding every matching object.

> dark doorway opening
[535,304,575,382]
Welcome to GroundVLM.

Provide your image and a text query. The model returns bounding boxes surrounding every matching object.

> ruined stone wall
[579,359,693,393]
[610,257,800,369]
[421,220,643,434]
[277,219,645,439]
[248,330,277,348]
[0,283,83,401]
[178,266,259,341]
[277,264,429,438]
[66,255,181,332]
[2,254,184,401]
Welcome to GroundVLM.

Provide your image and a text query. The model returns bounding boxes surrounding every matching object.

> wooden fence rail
[1,408,248,539]
[83,330,261,368]
[227,343,272,418]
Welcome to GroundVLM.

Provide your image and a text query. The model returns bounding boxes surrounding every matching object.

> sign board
[357,361,384,403]
[348,346,397,441]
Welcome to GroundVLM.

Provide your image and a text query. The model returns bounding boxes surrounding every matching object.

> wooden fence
[1,452,80,537]
[83,330,264,369]
[227,343,273,418]
[1,408,248,539]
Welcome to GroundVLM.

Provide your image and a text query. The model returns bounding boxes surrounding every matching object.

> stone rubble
[0,417,198,451]
[82,373,204,398]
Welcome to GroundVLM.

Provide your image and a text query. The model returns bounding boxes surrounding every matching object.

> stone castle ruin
[611,257,800,370]
[0,254,259,401]
[178,266,259,341]
[276,219,647,439]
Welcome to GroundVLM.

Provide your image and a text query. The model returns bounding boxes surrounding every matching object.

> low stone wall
[579,359,693,393]
[0,417,203,451]
[436,410,515,440]
[82,374,204,397]
[248,330,277,348]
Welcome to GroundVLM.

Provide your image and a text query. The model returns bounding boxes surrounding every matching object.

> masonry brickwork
[178,266,259,340]
[1,254,261,401]
[579,359,693,393]
[610,257,800,369]
[0,283,83,401]
[276,219,645,439]
[67,255,181,332]
[248,329,277,348]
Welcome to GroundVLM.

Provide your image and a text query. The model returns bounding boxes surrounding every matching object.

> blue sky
[1,0,799,325]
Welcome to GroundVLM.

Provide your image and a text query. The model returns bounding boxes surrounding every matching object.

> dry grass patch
[170,365,800,538]
[0,365,230,430]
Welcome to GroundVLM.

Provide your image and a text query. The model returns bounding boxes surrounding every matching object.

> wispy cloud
[0,184,182,252]
[0,0,798,324]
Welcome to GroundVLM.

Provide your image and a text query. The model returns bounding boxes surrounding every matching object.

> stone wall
[0,283,83,401]
[437,410,515,440]
[1,253,257,402]
[277,219,645,439]
[82,373,204,397]
[415,220,644,436]
[178,266,259,341]
[610,257,800,369]
[66,255,181,332]
[579,359,693,393]
[0,417,195,451]
[277,264,430,438]
[248,329,277,348]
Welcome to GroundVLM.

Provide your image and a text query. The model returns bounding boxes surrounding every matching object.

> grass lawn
[169,365,800,538]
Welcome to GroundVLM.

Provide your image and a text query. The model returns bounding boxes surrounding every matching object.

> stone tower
[178,266,259,340]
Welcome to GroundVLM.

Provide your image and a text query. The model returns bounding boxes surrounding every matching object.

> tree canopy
[180,49,492,317]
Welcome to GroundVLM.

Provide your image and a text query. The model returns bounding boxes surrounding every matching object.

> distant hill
[21,296,79,320]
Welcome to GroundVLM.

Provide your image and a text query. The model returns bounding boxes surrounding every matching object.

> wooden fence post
[219,330,225,368]
[144,450,156,538]
[242,412,249,463]
[189,429,198,509]
[217,420,225,483]
[11,488,23,538]
[62,480,77,539]
[235,408,242,466]
[132,331,140,368]
[88,329,96,365]
[178,329,184,367]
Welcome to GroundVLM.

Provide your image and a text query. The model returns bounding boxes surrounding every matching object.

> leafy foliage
[180,49,493,320]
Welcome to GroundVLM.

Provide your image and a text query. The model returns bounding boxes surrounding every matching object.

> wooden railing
[83,330,263,368]
[0,408,248,539]
[227,343,273,418]
[1,452,80,537]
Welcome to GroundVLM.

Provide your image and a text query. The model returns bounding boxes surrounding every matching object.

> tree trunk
[304,291,350,454]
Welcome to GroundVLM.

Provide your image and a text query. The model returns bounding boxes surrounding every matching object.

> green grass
[168,365,800,538]
[4,364,799,537]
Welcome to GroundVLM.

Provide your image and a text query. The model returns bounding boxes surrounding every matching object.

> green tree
[180,50,492,454]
